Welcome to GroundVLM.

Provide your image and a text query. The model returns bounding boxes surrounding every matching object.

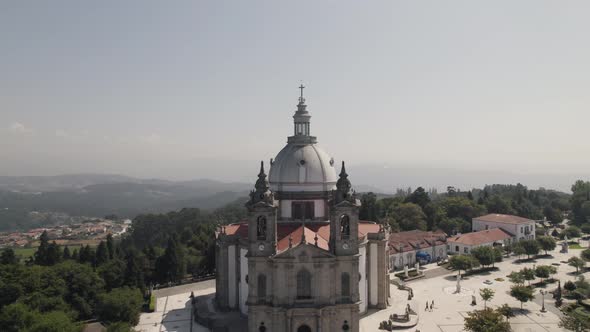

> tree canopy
[463,308,511,332]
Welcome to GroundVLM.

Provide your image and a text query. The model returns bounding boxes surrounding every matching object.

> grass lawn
[13,244,87,260]
[13,247,37,259]
[568,242,584,249]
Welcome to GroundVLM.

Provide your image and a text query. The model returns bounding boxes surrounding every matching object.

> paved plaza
[360,247,587,332]
[136,247,587,331]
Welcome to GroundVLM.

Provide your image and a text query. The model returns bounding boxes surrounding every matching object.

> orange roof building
[447,228,513,255]
[472,213,536,242]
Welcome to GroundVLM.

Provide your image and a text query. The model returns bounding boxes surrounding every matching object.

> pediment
[273,242,334,259]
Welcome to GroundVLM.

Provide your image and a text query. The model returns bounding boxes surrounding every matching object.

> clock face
[342,243,349,250]
[258,244,265,251]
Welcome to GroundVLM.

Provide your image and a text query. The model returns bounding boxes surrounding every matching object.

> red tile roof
[447,228,512,246]
[474,214,534,225]
[220,221,381,253]
[388,230,447,254]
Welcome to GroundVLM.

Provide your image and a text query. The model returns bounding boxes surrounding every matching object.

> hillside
[0,174,251,231]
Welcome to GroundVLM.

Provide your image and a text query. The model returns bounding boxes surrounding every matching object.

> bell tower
[246,161,277,257]
[329,161,360,256]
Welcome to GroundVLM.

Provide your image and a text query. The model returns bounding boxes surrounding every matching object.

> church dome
[269,143,337,192]
[268,85,337,193]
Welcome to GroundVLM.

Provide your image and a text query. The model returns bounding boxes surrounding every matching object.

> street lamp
[540,290,547,313]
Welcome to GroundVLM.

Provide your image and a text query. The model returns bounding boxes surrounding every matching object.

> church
[215,88,390,332]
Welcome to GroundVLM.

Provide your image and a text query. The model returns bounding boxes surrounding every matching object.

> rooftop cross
[299,84,305,98]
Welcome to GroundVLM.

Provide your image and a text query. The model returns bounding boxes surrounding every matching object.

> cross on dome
[298,84,305,104]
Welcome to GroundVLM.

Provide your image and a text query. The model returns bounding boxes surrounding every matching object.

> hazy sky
[1,1,590,184]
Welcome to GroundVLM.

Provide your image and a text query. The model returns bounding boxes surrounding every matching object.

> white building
[472,213,536,241]
[447,228,513,255]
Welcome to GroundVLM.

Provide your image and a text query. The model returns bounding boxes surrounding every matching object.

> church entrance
[297,325,312,332]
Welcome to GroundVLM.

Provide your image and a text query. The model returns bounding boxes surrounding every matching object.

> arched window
[341,272,350,300]
[340,215,350,240]
[257,274,266,300]
[296,269,312,299]
[257,216,267,240]
[297,325,311,332]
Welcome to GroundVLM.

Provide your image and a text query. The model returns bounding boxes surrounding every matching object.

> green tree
[570,180,590,224]
[0,248,19,265]
[534,265,557,283]
[439,197,485,222]
[536,236,556,255]
[62,246,71,260]
[568,256,586,274]
[507,271,525,285]
[96,287,143,325]
[510,285,534,310]
[0,280,22,310]
[359,192,378,221]
[520,267,536,286]
[463,308,511,332]
[497,304,514,322]
[562,226,582,239]
[559,308,590,332]
[543,206,562,225]
[471,246,495,268]
[404,187,431,210]
[26,311,80,332]
[96,241,109,266]
[581,248,590,262]
[98,259,126,291]
[107,322,132,332]
[389,203,427,231]
[0,303,36,332]
[564,280,576,292]
[437,218,463,236]
[34,231,50,265]
[124,250,146,291]
[107,233,116,259]
[45,241,62,266]
[78,245,95,265]
[479,288,495,309]
[450,254,479,276]
[520,240,540,259]
[485,195,515,215]
[493,247,503,264]
[513,243,525,259]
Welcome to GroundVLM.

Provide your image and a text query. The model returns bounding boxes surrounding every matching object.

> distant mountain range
[0,174,253,231]
[348,164,585,193]
[0,168,583,232]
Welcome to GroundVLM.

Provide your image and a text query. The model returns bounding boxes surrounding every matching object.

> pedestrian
[431,300,434,310]
[425,301,429,311]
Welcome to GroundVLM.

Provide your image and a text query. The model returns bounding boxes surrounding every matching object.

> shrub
[148,294,155,312]
[564,280,576,292]
[96,287,143,326]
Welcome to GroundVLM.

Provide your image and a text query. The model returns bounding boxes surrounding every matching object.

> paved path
[135,282,214,332]
[153,280,215,298]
